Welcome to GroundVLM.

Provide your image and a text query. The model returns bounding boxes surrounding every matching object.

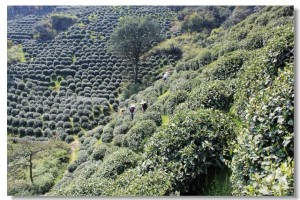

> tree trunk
[134,58,139,84]
[29,154,34,185]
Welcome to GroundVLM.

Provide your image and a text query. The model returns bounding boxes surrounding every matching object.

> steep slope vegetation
[48,6,294,196]
[7,6,176,143]
[7,6,293,196]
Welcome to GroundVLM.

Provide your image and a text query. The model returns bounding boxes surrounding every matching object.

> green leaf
[258,117,265,122]
[277,117,284,124]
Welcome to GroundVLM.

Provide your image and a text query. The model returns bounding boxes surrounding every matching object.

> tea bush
[163,90,188,115]
[93,148,139,179]
[123,120,157,152]
[187,79,235,111]
[231,65,294,196]
[92,144,109,161]
[109,168,173,196]
[143,109,236,194]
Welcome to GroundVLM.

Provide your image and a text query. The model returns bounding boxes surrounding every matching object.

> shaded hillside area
[7,6,294,196]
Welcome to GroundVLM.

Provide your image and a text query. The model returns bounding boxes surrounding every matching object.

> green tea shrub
[93,148,139,179]
[207,50,248,80]
[163,90,188,115]
[169,78,192,93]
[65,135,74,143]
[101,126,113,143]
[231,65,294,196]
[110,168,173,196]
[113,123,131,135]
[188,79,235,111]
[123,120,157,152]
[232,25,293,117]
[142,111,162,126]
[92,144,109,161]
[112,134,125,147]
[143,109,236,194]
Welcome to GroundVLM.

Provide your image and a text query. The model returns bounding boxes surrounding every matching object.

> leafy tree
[108,16,161,83]
[7,44,26,65]
[8,138,48,185]
[33,20,55,41]
[50,13,77,31]
[33,13,77,41]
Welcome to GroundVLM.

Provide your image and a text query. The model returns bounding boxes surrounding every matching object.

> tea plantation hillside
[8,6,176,141]
[7,6,294,196]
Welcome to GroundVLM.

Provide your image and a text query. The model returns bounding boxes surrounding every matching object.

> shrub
[113,122,131,135]
[92,144,109,161]
[112,134,125,147]
[121,83,146,100]
[65,135,74,144]
[143,109,236,194]
[207,50,248,80]
[231,65,294,196]
[33,20,55,41]
[188,79,235,111]
[110,168,173,196]
[163,90,188,115]
[169,78,192,93]
[101,126,113,143]
[142,111,162,126]
[93,148,139,179]
[52,13,77,31]
[68,162,78,173]
[232,25,293,117]
[123,120,157,152]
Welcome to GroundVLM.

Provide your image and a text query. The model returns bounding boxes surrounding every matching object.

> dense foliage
[108,16,161,83]
[7,137,70,195]
[7,5,294,196]
[231,65,294,196]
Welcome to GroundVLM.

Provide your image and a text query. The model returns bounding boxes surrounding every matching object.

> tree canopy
[108,16,161,83]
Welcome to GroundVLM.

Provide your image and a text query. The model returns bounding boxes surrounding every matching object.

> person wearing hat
[119,108,126,116]
[140,100,148,112]
[129,104,136,120]
[163,71,169,82]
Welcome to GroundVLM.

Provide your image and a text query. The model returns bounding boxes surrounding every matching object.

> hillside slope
[49,6,294,196]
[7,6,294,196]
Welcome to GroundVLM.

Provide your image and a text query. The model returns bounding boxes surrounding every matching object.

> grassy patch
[80,126,88,135]
[49,76,64,92]
[158,90,170,100]
[202,167,232,195]
[145,33,204,62]
[78,22,86,28]
[72,55,76,63]
[99,35,105,40]
[96,138,102,145]
[69,117,74,129]
[162,115,170,126]
[49,80,61,91]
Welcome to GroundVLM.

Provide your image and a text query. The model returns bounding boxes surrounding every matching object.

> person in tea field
[140,100,148,112]
[129,104,136,120]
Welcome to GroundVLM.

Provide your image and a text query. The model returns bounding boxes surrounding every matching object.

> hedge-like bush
[163,90,188,115]
[92,144,110,161]
[101,126,113,143]
[109,168,173,196]
[143,109,236,194]
[93,148,139,179]
[231,65,294,196]
[123,120,157,152]
[187,79,235,111]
